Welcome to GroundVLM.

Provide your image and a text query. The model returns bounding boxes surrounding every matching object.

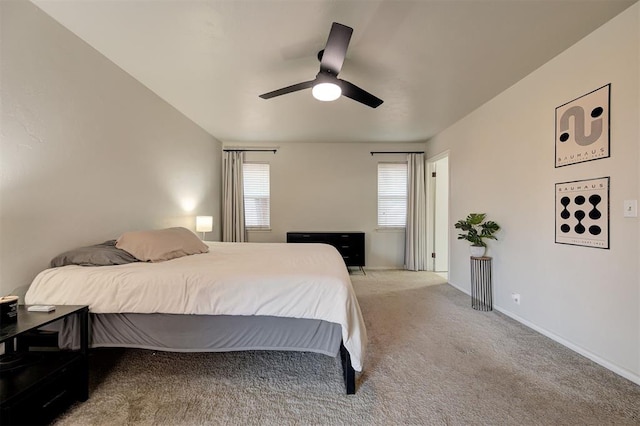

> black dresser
[286,232,365,272]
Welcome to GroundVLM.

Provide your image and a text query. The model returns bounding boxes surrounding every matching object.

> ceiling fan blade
[320,22,353,76]
[259,80,316,99]
[338,79,383,108]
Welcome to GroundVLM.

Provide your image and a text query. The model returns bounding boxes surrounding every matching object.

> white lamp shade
[196,216,213,233]
[312,82,341,101]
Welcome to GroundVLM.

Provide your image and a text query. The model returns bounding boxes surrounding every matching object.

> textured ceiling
[33,0,637,143]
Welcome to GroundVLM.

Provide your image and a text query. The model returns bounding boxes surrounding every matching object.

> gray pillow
[50,240,140,267]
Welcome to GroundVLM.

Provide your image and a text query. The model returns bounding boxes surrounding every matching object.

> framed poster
[555,177,609,249]
[555,84,610,167]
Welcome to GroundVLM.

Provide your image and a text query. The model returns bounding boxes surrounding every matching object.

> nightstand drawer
[1,355,82,425]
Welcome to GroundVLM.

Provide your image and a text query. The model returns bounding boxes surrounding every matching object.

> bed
[25,238,367,394]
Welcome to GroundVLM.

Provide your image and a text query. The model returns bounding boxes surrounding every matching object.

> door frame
[426,150,450,272]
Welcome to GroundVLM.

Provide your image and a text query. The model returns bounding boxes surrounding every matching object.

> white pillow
[116,227,209,262]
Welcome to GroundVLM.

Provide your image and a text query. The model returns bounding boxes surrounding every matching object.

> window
[243,162,270,229]
[377,162,407,227]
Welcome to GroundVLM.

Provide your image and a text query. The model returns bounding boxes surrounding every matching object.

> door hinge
[432,172,436,178]
[431,252,436,258]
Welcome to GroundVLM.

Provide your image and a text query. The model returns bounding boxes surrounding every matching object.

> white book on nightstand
[27,305,56,312]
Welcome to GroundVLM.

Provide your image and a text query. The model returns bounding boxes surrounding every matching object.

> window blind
[377,162,407,227]
[243,162,270,228]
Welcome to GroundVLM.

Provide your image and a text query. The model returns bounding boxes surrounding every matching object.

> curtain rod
[370,151,424,155]
[223,149,277,153]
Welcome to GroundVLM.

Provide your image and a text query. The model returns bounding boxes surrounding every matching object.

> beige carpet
[54,270,640,425]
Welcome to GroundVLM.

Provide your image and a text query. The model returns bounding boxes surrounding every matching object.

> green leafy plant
[454,213,501,247]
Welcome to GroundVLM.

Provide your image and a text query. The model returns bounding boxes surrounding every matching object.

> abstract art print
[555,84,610,167]
[555,177,609,249]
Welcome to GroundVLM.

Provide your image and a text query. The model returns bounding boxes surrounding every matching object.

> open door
[427,153,449,272]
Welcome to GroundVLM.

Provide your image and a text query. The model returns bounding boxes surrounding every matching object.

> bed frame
[55,313,358,394]
[340,343,356,394]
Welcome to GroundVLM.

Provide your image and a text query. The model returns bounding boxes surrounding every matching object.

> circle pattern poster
[555,177,609,249]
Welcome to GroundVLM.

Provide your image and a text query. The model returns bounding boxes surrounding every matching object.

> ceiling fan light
[312,82,341,101]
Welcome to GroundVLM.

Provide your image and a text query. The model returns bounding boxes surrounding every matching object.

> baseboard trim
[359,266,404,271]
[447,280,640,386]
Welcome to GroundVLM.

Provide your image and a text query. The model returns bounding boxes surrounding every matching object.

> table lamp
[196,216,213,240]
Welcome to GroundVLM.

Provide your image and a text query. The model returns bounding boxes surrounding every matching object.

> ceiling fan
[259,22,384,108]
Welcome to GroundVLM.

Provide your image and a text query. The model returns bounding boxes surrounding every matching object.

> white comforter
[26,242,367,371]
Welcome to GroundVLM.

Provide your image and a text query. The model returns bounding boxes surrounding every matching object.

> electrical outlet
[511,293,521,305]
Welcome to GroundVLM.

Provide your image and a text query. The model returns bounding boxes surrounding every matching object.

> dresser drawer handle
[340,245,350,249]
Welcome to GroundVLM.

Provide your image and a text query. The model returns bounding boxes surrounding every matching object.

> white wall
[426,4,639,382]
[0,1,222,296]
[226,141,425,268]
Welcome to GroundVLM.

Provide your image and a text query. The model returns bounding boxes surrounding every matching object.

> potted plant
[454,213,501,257]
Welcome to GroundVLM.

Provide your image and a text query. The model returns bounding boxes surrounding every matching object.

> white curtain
[222,151,246,242]
[405,153,427,271]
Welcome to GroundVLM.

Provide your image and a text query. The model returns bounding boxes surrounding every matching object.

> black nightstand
[0,305,89,425]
